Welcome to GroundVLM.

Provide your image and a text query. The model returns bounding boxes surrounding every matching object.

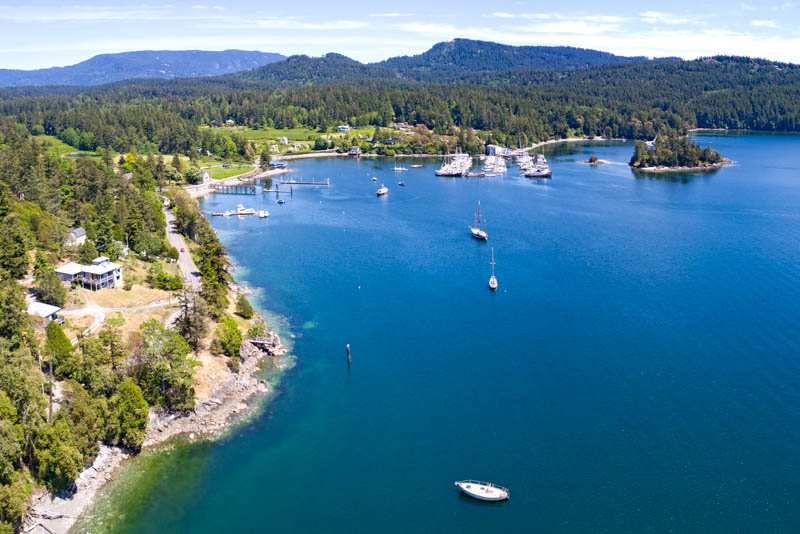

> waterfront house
[67,227,87,246]
[338,125,350,133]
[55,256,123,290]
[27,301,63,324]
[349,146,362,157]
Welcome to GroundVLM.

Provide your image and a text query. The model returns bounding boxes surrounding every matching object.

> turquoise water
[83,133,800,532]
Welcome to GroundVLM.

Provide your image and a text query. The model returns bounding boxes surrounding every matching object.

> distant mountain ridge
[240,39,660,84]
[0,50,286,87]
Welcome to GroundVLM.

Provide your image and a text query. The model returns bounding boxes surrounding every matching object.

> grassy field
[204,164,254,179]
[33,134,100,158]
[202,125,380,153]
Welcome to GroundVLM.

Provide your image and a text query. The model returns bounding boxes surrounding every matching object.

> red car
[180,247,185,252]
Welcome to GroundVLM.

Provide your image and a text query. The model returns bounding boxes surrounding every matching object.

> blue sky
[2,0,799,69]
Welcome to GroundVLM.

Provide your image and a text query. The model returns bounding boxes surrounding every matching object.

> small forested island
[630,132,728,171]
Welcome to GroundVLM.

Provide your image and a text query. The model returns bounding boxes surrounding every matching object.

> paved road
[163,205,202,293]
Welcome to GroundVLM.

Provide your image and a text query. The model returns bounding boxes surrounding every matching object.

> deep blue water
[83,133,800,533]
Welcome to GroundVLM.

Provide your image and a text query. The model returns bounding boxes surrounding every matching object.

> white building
[55,256,123,290]
[338,125,350,133]
[67,227,87,246]
[27,302,63,324]
[279,136,289,145]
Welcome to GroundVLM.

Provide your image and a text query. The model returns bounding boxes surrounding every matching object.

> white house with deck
[55,256,123,290]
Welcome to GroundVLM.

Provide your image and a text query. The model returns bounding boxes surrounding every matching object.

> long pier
[279,178,329,186]
[209,183,257,195]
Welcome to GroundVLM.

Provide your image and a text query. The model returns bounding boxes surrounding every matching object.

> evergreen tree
[77,240,98,264]
[0,214,31,279]
[235,294,254,319]
[34,254,67,307]
[114,380,148,449]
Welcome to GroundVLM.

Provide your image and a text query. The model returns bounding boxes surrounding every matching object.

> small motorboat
[258,210,270,218]
[376,185,389,196]
[393,166,408,172]
[397,181,406,186]
[454,480,509,502]
[372,176,377,181]
[277,199,286,205]
[410,164,423,168]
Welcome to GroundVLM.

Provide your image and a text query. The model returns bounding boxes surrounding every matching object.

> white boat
[393,167,408,172]
[258,210,270,218]
[372,176,378,181]
[489,248,498,290]
[410,164,423,168]
[454,480,509,501]
[277,199,286,204]
[234,204,256,215]
[469,201,488,241]
[376,185,389,196]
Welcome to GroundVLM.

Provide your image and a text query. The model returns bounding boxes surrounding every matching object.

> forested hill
[240,39,656,83]
[1,55,799,155]
[378,39,650,74]
[0,50,286,87]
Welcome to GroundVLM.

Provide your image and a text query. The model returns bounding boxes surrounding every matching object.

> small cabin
[27,302,63,325]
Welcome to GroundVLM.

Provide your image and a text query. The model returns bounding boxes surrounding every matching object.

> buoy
[346,344,351,363]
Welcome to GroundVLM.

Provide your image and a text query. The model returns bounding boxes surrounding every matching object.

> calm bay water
[79,133,800,533]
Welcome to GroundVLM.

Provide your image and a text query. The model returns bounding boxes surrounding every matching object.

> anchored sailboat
[489,248,498,290]
[470,201,488,240]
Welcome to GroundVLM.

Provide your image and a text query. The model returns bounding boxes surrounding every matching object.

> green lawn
[204,164,254,179]
[33,135,99,158]
[201,125,390,153]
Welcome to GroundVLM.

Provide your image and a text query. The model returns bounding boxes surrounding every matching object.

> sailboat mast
[491,248,496,276]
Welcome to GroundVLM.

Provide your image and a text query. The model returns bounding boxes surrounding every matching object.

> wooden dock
[279,178,330,186]
[209,183,257,195]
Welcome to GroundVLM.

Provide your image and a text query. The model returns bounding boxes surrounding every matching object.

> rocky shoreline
[24,331,286,534]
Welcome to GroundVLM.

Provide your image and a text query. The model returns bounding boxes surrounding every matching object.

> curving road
[163,205,202,293]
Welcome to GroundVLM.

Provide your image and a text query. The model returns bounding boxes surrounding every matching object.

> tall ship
[470,201,488,241]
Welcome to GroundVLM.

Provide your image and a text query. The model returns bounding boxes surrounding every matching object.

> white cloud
[369,13,415,18]
[640,11,693,25]
[740,2,755,10]
[751,19,777,27]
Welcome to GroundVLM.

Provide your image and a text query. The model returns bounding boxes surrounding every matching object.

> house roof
[70,227,86,238]
[27,301,61,318]
[83,261,121,275]
[55,262,83,275]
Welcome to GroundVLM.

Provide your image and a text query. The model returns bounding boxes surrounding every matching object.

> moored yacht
[454,480,509,501]
[377,185,389,196]
[489,248,498,290]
